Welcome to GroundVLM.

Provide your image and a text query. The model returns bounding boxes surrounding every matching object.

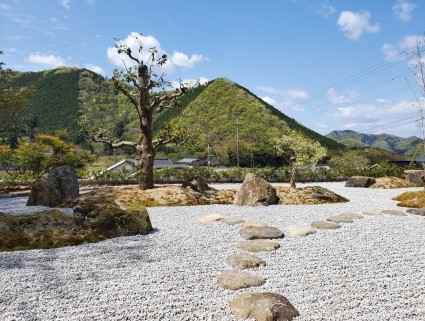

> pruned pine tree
[275,129,327,188]
[92,34,190,190]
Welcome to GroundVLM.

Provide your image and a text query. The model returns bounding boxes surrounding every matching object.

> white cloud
[171,52,208,68]
[260,96,277,106]
[257,86,283,94]
[316,1,336,18]
[59,0,71,9]
[393,0,416,22]
[0,3,11,11]
[85,64,105,76]
[28,54,66,67]
[107,32,207,73]
[337,11,380,40]
[284,89,309,100]
[382,34,425,61]
[326,87,358,104]
[87,0,96,5]
[170,77,209,89]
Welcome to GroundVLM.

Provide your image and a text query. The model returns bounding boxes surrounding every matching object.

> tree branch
[150,87,187,112]
[92,132,138,149]
[153,136,179,149]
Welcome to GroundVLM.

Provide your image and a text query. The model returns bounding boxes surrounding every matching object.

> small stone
[311,220,341,230]
[406,208,425,216]
[361,210,382,216]
[227,253,266,269]
[221,218,245,225]
[230,292,300,321]
[240,227,284,240]
[217,271,266,290]
[238,240,281,253]
[242,221,268,228]
[327,213,363,223]
[197,214,225,222]
[381,210,407,216]
[284,225,317,236]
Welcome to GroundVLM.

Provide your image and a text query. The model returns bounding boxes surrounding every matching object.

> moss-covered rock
[72,189,153,238]
[274,186,349,205]
[0,210,106,252]
[393,190,425,208]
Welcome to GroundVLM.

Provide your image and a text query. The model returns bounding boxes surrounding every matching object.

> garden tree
[275,129,327,188]
[78,71,139,154]
[0,51,34,148]
[328,150,370,170]
[0,131,94,177]
[92,34,191,190]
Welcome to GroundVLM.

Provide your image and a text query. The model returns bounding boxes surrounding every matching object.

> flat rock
[381,209,407,216]
[238,239,281,253]
[284,225,317,236]
[240,227,284,240]
[221,218,245,225]
[310,221,341,230]
[242,221,268,228]
[217,270,266,290]
[197,214,225,222]
[361,210,382,216]
[230,292,300,321]
[227,253,266,269]
[406,208,425,216]
[327,213,363,223]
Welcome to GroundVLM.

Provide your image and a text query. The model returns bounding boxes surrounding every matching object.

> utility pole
[236,117,240,167]
[364,141,369,156]
[207,144,212,167]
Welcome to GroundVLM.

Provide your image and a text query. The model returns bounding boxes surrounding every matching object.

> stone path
[196,206,409,321]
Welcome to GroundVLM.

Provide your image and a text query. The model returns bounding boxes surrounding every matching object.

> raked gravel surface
[0,182,425,321]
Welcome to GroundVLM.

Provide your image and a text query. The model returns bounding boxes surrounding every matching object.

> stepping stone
[361,210,382,216]
[240,227,284,240]
[311,220,341,230]
[406,208,425,216]
[242,220,268,228]
[284,225,317,236]
[227,253,266,269]
[197,214,225,222]
[217,271,265,290]
[381,210,407,216]
[221,218,245,225]
[230,292,300,321]
[327,213,363,223]
[238,240,281,253]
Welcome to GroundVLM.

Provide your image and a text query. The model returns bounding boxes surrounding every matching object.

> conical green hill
[154,78,343,166]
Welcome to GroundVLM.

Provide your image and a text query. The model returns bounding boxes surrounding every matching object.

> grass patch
[393,190,425,208]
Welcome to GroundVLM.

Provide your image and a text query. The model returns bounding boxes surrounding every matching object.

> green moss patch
[393,190,425,208]
[0,210,106,252]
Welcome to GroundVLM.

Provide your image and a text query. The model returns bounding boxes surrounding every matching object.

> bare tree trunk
[289,165,297,189]
[138,114,155,190]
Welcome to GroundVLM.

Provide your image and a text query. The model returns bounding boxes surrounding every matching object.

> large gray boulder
[27,165,79,207]
[404,170,425,186]
[233,173,279,206]
[181,176,215,193]
[345,176,376,188]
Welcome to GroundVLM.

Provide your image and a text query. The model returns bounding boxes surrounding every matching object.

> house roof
[106,159,134,171]
[154,158,174,166]
[177,158,200,163]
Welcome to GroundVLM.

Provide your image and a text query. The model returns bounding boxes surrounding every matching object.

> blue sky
[1,0,425,138]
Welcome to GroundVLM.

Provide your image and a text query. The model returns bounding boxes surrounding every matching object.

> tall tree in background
[0,51,33,148]
[274,129,327,188]
[93,34,191,190]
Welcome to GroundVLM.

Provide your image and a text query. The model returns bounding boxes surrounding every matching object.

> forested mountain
[10,68,344,165]
[155,78,343,166]
[326,130,422,155]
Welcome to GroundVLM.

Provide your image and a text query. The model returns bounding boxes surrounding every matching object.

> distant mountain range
[325,130,422,155]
